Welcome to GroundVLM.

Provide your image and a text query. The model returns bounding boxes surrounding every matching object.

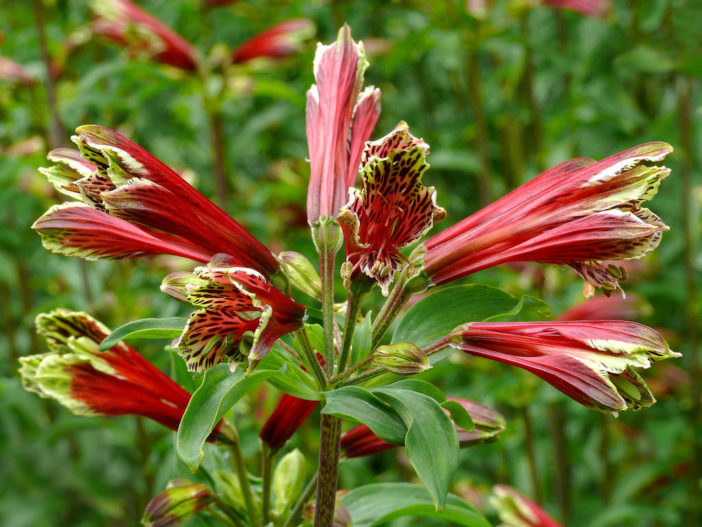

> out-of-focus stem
[598,413,612,505]
[222,422,261,527]
[282,471,318,527]
[466,44,492,205]
[313,414,342,527]
[212,496,246,527]
[679,76,701,520]
[521,406,542,503]
[261,444,273,524]
[520,14,545,172]
[31,0,64,148]
[547,403,570,525]
[210,109,230,207]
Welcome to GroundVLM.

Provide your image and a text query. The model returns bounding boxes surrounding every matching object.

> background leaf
[99,317,187,350]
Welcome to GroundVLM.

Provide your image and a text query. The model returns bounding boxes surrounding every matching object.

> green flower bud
[279,251,322,298]
[273,448,307,515]
[142,479,213,527]
[373,342,431,374]
[212,470,246,511]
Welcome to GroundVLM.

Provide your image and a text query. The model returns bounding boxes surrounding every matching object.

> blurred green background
[1,0,700,525]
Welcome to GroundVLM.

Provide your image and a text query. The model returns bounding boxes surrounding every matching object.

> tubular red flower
[449,320,679,413]
[491,485,562,527]
[259,394,318,450]
[19,310,223,438]
[340,398,505,458]
[33,126,279,276]
[90,0,198,70]
[306,25,381,223]
[420,143,672,296]
[338,123,445,293]
[231,19,314,64]
[541,0,611,17]
[162,254,305,371]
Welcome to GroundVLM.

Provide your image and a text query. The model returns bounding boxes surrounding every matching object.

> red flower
[259,394,318,450]
[33,126,280,276]
[0,56,36,86]
[558,294,648,321]
[449,320,678,413]
[90,0,198,70]
[19,310,222,438]
[338,123,445,293]
[162,254,305,371]
[340,398,505,458]
[232,19,314,64]
[541,0,611,17]
[491,485,562,527]
[306,25,381,223]
[418,143,672,296]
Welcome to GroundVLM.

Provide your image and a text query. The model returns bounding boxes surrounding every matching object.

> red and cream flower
[417,142,672,296]
[446,320,678,414]
[491,485,562,527]
[18,310,218,436]
[338,122,446,294]
[305,25,381,224]
[33,125,280,276]
[162,254,305,372]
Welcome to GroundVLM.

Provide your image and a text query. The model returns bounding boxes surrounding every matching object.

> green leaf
[99,317,186,350]
[441,401,474,432]
[485,295,551,322]
[304,324,325,355]
[383,379,446,403]
[392,285,522,348]
[177,364,277,471]
[351,312,373,364]
[343,483,490,527]
[321,386,406,445]
[373,389,459,509]
[258,346,320,401]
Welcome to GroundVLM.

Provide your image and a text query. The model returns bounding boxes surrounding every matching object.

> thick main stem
[313,414,342,527]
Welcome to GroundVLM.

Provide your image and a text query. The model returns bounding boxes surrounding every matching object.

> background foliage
[1,0,700,525]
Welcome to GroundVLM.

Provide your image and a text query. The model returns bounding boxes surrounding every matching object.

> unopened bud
[373,342,430,374]
[142,479,213,527]
[279,251,321,298]
[213,470,245,511]
[273,449,307,515]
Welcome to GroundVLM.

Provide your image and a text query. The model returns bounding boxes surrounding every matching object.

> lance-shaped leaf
[448,320,679,414]
[420,142,673,296]
[339,122,445,294]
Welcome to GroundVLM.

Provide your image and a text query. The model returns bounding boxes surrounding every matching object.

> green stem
[342,367,387,387]
[548,403,570,525]
[282,471,318,527]
[211,497,246,527]
[321,248,337,376]
[294,328,327,390]
[223,422,261,527]
[328,353,375,386]
[519,14,545,172]
[313,414,342,527]
[521,406,542,503]
[371,277,410,349]
[261,444,274,524]
[337,282,367,375]
[466,40,492,205]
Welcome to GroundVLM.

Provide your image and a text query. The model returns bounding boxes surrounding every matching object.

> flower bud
[279,251,321,298]
[213,470,245,511]
[372,342,430,374]
[273,449,307,515]
[142,480,213,527]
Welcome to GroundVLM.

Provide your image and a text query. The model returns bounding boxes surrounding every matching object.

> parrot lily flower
[232,19,315,64]
[259,393,318,450]
[491,485,562,527]
[340,398,506,458]
[338,122,445,294]
[417,142,672,297]
[33,125,280,276]
[446,320,679,414]
[161,254,305,371]
[306,25,381,224]
[18,310,221,436]
[90,0,198,70]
